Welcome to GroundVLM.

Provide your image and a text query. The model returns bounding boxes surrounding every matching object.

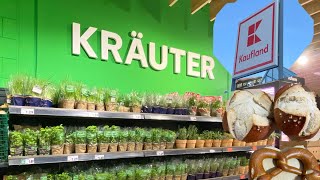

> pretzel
[249,147,320,180]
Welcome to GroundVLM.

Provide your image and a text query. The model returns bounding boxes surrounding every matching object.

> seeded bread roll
[274,84,320,140]
[223,89,275,142]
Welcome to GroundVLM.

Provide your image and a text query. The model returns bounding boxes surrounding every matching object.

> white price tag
[156,151,164,156]
[67,155,78,162]
[111,97,116,103]
[94,155,104,160]
[87,112,99,117]
[133,114,142,119]
[190,116,197,121]
[209,149,216,153]
[22,158,34,165]
[21,108,34,115]
[32,85,42,94]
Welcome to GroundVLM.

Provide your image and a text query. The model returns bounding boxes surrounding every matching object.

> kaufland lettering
[239,44,269,63]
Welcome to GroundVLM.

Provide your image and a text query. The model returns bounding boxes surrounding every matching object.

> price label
[133,114,142,119]
[67,155,78,162]
[240,174,246,179]
[111,97,116,103]
[156,151,164,156]
[87,112,99,117]
[21,108,35,115]
[227,148,233,152]
[32,85,42,94]
[22,158,34,165]
[94,155,104,160]
[209,149,216,153]
[252,146,257,151]
[190,116,197,121]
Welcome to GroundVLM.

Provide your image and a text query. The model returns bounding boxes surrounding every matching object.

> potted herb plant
[210,100,221,117]
[105,89,118,112]
[126,166,136,180]
[150,164,159,180]
[117,169,128,180]
[158,164,166,180]
[202,130,213,147]
[203,161,211,179]
[142,93,153,113]
[98,128,110,152]
[118,129,129,152]
[166,163,175,180]
[75,83,88,110]
[159,130,166,150]
[235,158,241,175]
[245,159,249,174]
[87,88,97,111]
[195,133,205,148]
[222,160,230,177]
[118,94,130,112]
[51,125,65,155]
[175,127,187,149]
[216,159,224,177]
[86,126,98,153]
[166,96,175,114]
[8,75,26,106]
[181,97,188,115]
[228,159,236,176]
[197,100,211,117]
[151,129,161,150]
[159,96,168,114]
[174,96,183,115]
[165,130,176,149]
[64,131,74,154]
[196,160,204,179]
[174,163,184,180]
[152,94,161,114]
[23,128,38,156]
[187,125,198,148]
[38,127,51,155]
[25,77,44,107]
[74,130,87,153]
[212,131,222,147]
[109,128,119,152]
[187,160,197,180]
[130,91,142,113]
[56,172,72,180]
[135,127,145,151]
[239,157,246,175]
[221,133,233,147]
[144,130,153,150]
[135,167,148,180]
[181,163,187,180]
[209,159,219,178]
[127,129,136,151]
[96,88,105,111]
[187,96,198,116]
[58,81,76,109]
[41,84,56,107]
[9,131,23,156]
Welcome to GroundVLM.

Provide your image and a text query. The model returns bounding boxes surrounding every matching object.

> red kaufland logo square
[247,20,262,47]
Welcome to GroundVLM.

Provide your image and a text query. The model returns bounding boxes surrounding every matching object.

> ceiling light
[314,72,320,76]
[298,56,308,65]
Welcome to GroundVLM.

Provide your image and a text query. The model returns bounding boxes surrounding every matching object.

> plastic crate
[0,113,8,163]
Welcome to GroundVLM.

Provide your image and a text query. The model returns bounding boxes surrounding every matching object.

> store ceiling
[169,0,236,21]
[290,0,320,94]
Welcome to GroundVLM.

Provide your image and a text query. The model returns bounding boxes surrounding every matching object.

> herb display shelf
[201,174,248,180]
[8,106,222,122]
[8,146,266,166]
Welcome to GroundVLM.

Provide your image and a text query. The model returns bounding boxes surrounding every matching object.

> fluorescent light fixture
[298,56,308,65]
[314,72,320,76]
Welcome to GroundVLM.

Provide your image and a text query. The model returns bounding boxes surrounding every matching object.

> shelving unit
[8,146,266,166]
[202,174,248,180]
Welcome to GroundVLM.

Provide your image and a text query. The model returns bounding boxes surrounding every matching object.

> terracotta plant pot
[96,103,105,111]
[245,166,249,174]
[228,169,235,176]
[118,143,128,152]
[181,173,187,180]
[174,175,181,180]
[221,139,230,147]
[233,139,241,147]
[222,169,229,177]
[98,143,109,152]
[186,140,196,148]
[160,142,166,150]
[252,142,258,146]
[204,139,213,147]
[212,140,221,147]
[106,103,117,112]
[241,141,246,146]
[109,143,118,152]
[263,139,268,146]
[159,176,165,180]
[51,145,64,155]
[131,106,141,113]
[267,138,275,146]
[64,143,74,154]
[87,102,95,111]
[165,175,173,180]
[144,142,152,150]
[195,140,205,148]
[246,142,253,146]
[75,144,86,153]
[152,143,160,150]
[76,101,87,109]
[59,100,75,109]
[87,144,97,153]
[127,142,135,151]
[175,140,187,149]
[135,142,143,151]
[238,166,246,175]
[257,140,263,146]
[166,142,174,149]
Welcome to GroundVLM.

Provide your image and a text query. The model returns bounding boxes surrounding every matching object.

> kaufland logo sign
[234,2,278,78]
